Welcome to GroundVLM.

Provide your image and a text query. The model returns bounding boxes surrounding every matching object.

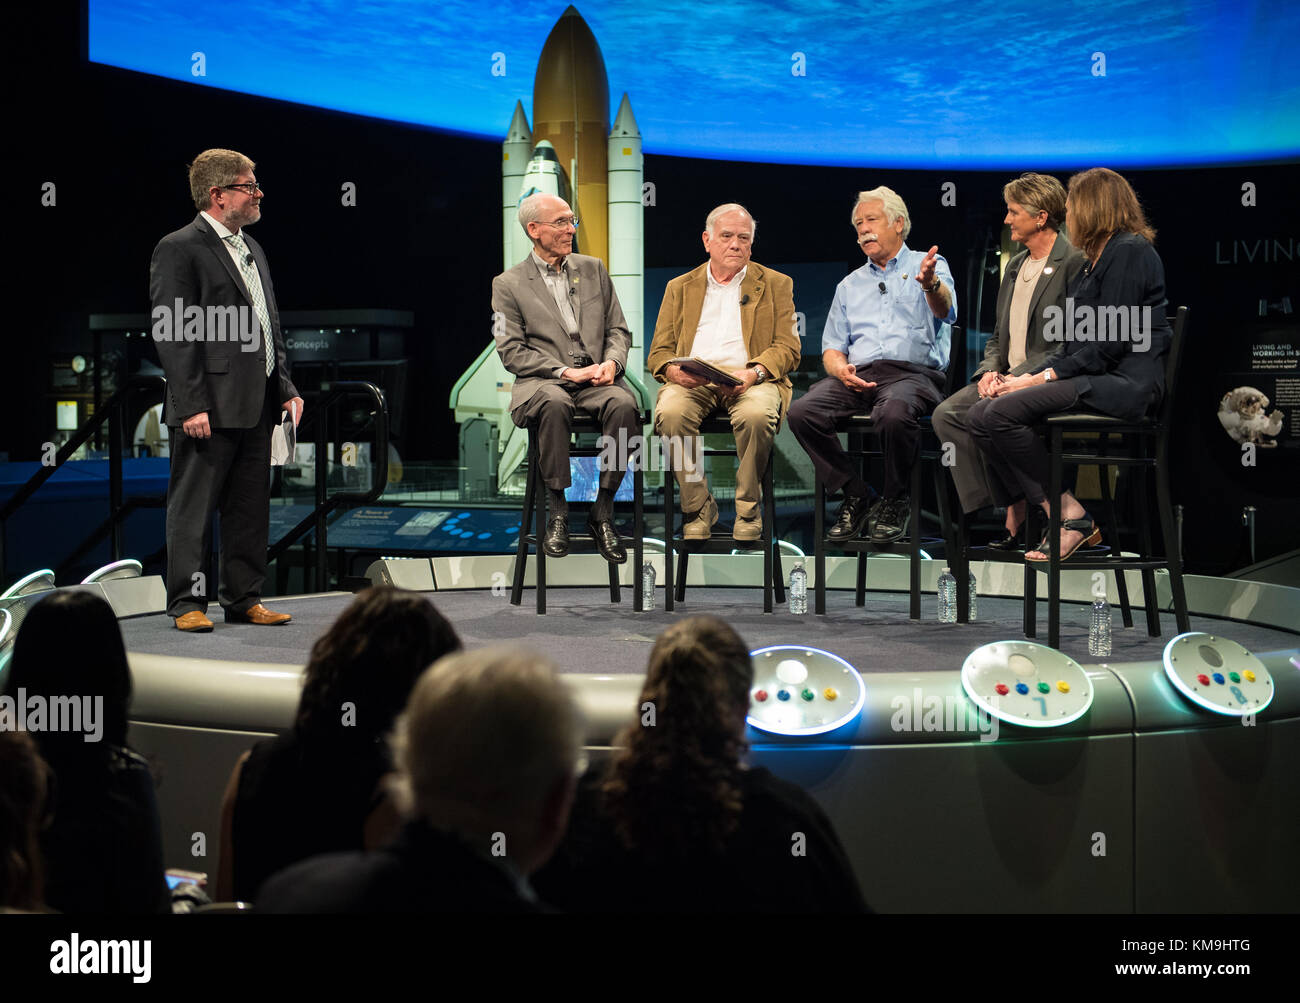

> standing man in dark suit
[492,192,640,563]
[150,149,302,632]
[931,173,1085,546]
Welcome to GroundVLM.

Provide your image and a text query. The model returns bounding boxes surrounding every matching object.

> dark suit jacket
[1035,231,1172,421]
[646,261,801,415]
[976,231,1086,379]
[149,213,298,428]
[491,252,632,416]
[255,819,547,914]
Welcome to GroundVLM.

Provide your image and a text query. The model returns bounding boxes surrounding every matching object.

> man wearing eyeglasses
[491,192,639,564]
[149,148,302,632]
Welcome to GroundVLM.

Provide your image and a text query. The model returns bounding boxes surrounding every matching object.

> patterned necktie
[225,232,275,377]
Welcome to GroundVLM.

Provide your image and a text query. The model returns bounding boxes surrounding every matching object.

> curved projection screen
[90,0,1299,167]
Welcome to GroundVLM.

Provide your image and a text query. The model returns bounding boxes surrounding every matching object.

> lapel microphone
[740,294,750,305]
[878,281,886,295]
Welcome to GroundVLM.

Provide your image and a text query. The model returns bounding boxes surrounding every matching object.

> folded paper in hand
[270,409,297,466]
[668,357,742,387]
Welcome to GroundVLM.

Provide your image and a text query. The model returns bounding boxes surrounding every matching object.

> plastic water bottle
[641,562,656,611]
[789,562,808,614]
[938,567,956,623]
[968,571,978,622]
[1088,597,1112,657]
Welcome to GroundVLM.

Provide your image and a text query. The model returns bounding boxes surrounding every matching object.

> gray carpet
[119,589,1298,674]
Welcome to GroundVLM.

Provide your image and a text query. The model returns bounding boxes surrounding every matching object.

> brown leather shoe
[224,603,292,625]
[174,611,214,632]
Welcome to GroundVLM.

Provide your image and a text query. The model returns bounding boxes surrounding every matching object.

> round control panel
[961,641,1094,728]
[748,646,866,736]
[1162,632,1274,716]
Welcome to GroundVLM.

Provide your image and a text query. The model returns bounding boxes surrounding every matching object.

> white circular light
[775,659,808,685]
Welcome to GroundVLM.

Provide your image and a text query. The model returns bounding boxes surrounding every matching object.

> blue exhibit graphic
[89,0,1299,167]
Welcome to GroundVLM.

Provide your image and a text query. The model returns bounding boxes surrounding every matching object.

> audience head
[1066,167,1156,260]
[389,647,582,874]
[0,729,51,911]
[1002,172,1068,236]
[7,590,132,757]
[604,616,755,857]
[295,587,461,747]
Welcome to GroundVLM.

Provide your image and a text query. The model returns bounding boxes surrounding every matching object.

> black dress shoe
[828,493,874,541]
[543,516,569,558]
[870,496,911,543]
[586,517,627,564]
[986,532,1022,551]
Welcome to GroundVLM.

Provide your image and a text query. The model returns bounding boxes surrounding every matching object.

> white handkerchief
[270,409,297,466]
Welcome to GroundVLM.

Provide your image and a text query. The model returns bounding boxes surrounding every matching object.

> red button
[754,690,768,702]
[995,683,1009,695]
[1196,674,1210,686]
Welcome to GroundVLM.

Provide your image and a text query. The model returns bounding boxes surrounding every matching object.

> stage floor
[120,588,1300,674]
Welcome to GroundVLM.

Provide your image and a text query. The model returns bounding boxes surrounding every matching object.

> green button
[1037,682,1050,694]
[801,688,816,701]
[1229,672,1241,683]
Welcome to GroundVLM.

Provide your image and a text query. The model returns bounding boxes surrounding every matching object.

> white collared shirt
[202,210,268,304]
[690,263,748,371]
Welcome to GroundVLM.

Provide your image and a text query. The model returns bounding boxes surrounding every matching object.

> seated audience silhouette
[218,587,461,902]
[533,615,869,912]
[0,730,53,913]
[256,646,583,912]
[4,590,169,913]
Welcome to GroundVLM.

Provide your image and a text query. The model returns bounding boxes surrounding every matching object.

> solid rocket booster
[532,5,609,265]
[607,92,643,383]
[501,100,532,271]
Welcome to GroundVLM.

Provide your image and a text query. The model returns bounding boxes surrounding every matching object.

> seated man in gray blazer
[931,173,1086,547]
[492,193,640,563]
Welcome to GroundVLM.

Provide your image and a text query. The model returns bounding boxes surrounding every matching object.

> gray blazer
[974,231,1086,379]
[491,252,632,415]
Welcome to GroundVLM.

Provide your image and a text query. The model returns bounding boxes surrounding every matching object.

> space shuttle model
[455,5,646,495]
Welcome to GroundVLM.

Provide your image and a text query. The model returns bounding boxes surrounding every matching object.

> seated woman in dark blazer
[532,615,868,913]
[4,590,169,914]
[967,167,1172,562]
[216,587,460,902]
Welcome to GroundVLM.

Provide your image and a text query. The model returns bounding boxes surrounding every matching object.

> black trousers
[165,376,278,616]
[513,380,640,492]
[787,361,944,499]
[966,378,1083,507]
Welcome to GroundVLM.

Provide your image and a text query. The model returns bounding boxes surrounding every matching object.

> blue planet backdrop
[89,0,1299,167]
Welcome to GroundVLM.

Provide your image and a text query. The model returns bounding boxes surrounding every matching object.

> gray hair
[852,186,910,240]
[517,192,567,237]
[188,148,255,211]
[388,646,583,835]
[704,202,757,240]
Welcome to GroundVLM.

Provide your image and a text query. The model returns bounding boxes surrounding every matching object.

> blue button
[1212,673,1225,684]
[777,689,791,701]
[1015,682,1029,695]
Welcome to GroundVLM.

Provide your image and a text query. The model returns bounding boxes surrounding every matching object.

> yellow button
[823,687,838,701]
[1244,670,1256,682]
[1057,681,1070,693]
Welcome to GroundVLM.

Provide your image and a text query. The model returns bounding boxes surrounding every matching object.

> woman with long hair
[534,616,866,912]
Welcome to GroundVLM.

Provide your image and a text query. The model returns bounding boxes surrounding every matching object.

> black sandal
[1026,515,1101,562]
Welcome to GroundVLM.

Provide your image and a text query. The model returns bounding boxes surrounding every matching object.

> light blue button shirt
[821,244,956,372]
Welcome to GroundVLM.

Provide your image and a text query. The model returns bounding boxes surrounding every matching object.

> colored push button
[754,690,768,702]
[1014,683,1028,695]
[1228,672,1241,684]
[1244,670,1256,682]
[823,687,838,701]
[996,684,1010,696]
[777,689,791,701]
[1196,674,1210,686]
[1212,673,1225,685]
[1036,682,1050,694]
[1056,681,1070,693]
[800,688,815,702]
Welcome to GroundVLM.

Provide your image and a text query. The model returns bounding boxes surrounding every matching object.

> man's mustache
[858,232,879,245]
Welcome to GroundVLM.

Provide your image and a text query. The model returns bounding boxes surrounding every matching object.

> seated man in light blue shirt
[787,187,955,543]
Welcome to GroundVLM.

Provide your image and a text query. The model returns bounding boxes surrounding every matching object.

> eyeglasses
[222,183,263,195]
[537,216,579,229]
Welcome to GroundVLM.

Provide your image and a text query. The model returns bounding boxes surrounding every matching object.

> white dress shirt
[690,264,748,370]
